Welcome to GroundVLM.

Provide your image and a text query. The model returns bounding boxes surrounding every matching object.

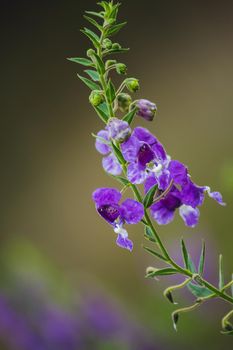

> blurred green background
[1,0,233,348]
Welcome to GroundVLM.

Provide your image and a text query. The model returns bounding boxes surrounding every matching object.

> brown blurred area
[1,0,233,348]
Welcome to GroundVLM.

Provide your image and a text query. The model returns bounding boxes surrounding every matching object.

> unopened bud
[86,49,95,58]
[112,43,121,50]
[107,118,131,142]
[103,38,112,50]
[117,93,132,112]
[136,99,157,121]
[125,78,139,93]
[89,90,104,107]
[116,63,127,75]
[105,59,117,69]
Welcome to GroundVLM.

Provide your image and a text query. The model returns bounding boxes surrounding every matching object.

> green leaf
[83,15,102,31]
[111,142,126,164]
[98,1,111,13]
[84,69,100,81]
[221,329,233,335]
[109,3,120,20]
[85,11,104,19]
[91,133,110,145]
[198,240,206,276]
[111,175,130,186]
[219,254,224,290]
[187,253,196,273]
[106,22,127,37]
[181,239,189,269]
[146,268,178,278]
[93,53,105,74]
[187,282,214,298]
[106,80,116,103]
[122,107,138,125]
[67,57,94,66]
[94,105,109,123]
[143,246,168,262]
[98,102,109,115]
[77,74,101,90]
[144,226,156,243]
[143,184,158,209]
[80,28,100,48]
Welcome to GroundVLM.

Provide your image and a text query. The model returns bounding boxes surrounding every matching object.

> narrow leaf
[172,312,179,331]
[181,239,189,269]
[143,246,168,262]
[187,282,213,298]
[77,74,101,90]
[85,11,104,19]
[80,28,100,48]
[144,226,156,243]
[83,15,102,31]
[187,254,196,273]
[111,175,130,186]
[104,47,130,56]
[84,69,100,81]
[106,80,116,103]
[198,240,206,276]
[98,102,109,115]
[143,184,158,209]
[122,107,138,125]
[111,142,126,164]
[146,268,178,278]
[93,53,105,74]
[67,57,93,66]
[106,22,127,36]
[219,254,224,290]
[94,105,109,123]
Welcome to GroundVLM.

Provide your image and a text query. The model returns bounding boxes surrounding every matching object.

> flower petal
[205,187,226,206]
[179,205,200,228]
[102,153,122,176]
[150,201,175,225]
[121,135,140,162]
[92,188,121,207]
[95,130,111,155]
[181,180,205,208]
[116,234,133,252]
[107,118,131,142]
[120,199,144,224]
[144,175,157,194]
[168,160,188,185]
[133,127,157,145]
[127,162,146,184]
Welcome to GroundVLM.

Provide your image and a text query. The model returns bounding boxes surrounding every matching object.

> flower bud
[116,63,127,75]
[112,43,121,50]
[86,49,95,58]
[89,90,104,107]
[105,59,117,69]
[125,78,140,93]
[107,118,131,142]
[136,99,157,121]
[117,93,132,112]
[103,38,112,50]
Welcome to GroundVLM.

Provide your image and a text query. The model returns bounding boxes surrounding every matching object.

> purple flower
[121,127,167,184]
[95,119,131,176]
[145,159,226,227]
[92,188,144,251]
[136,99,157,121]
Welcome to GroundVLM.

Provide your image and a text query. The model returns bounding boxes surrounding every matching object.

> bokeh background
[1,0,233,348]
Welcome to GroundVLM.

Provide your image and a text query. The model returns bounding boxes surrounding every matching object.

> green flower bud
[86,49,95,58]
[125,78,140,93]
[89,90,104,107]
[112,43,121,50]
[105,59,117,69]
[117,93,132,112]
[103,38,112,50]
[116,63,127,75]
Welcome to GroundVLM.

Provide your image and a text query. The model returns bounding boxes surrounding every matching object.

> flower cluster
[94,118,225,250]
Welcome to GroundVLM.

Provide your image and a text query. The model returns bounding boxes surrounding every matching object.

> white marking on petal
[114,224,128,238]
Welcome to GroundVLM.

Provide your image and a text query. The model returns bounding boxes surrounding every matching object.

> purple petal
[92,188,121,206]
[98,204,120,223]
[127,162,146,184]
[156,169,171,191]
[179,205,200,228]
[107,118,131,142]
[181,180,205,207]
[151,142,167,161]
[205,187,226,206]
[137,143,155,167]
[150,201,175,225]
[144,175,157,193]
[95,130,111,155]
[136,99,157,121]
[120,199,144,224]
[116,234,133,252]
[121,135,140,162]
[133,127,157,145]
[102,153,122,176]
[168,160,188,185]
